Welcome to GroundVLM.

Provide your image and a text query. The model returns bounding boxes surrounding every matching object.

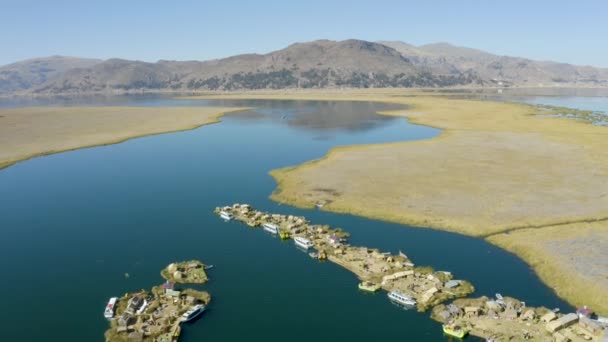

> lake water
[0,96,579,341]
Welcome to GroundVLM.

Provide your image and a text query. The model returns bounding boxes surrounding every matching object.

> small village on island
[215,203,608,341]
[103,261,211,342]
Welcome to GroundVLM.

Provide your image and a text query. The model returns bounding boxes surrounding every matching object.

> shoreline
[3,85,608,99]
[0,106,250,171]
[180,91,607,315]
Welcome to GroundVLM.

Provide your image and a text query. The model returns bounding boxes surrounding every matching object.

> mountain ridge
[2,39,607,95]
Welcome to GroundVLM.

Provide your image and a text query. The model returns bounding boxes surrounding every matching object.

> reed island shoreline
[179,89,608,316]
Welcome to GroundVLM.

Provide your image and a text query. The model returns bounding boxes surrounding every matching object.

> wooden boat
[358,281,381,292]
[443,324,468,338]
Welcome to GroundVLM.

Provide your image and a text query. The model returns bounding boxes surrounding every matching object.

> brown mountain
[1,39,607,95]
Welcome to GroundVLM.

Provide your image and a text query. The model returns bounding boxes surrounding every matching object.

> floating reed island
[161,260,209,284]
[104,260,211,342]
[215,203,608,341]
[215,204,474,311]
[432,296,606,341]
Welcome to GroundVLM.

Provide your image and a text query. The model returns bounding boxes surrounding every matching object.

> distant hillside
[0,56,101,93]
[2,39,607,95]
[379,41,608,86]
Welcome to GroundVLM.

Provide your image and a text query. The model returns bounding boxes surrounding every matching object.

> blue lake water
[0,96,578,341]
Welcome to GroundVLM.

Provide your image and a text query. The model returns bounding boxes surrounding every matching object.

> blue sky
[1,0,606,67]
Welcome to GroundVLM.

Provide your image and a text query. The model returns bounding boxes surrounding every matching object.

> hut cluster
[432,296,607,341]
[105,262,211,342]
[161,261,208,284]
[216,203,607,341]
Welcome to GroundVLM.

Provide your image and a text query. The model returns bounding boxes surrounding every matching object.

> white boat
[104,297,118,319]
[136,299,149,315]
[219,210,233,221]
[181,304,206,322]
[387,290,416,306]
[294,236,314,249]
[262,222,279,234]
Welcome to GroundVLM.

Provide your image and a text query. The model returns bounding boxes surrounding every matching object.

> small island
[161,260,208,284]
[104,261,211,342]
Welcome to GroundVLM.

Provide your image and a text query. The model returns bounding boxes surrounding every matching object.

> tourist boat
[219,210,233,221]
[387,290,416,306]
[104,297,118,319]
[443,323,468,338]
[294,236,314,249]
[358,281,381,293]
[262,222,280,234]
[181,304,206,322]
[279,230,291,240]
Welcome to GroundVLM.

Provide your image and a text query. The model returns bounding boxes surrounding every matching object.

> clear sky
[1,0,606,67]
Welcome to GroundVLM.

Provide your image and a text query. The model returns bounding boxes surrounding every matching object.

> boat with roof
[104,297,118,319]
[219,210,233,221]
[262,222,279,234]
[387,290,416,306]
[443,323,468,338]
[294,236,314,249]
[181,304,206,322]
[358,281,381,293]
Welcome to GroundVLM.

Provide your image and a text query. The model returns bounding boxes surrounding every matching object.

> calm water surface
[0,96,578,341]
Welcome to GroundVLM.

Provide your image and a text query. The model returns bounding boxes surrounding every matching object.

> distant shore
[0,106,248,170]
[3,85,608,99]
[180,89,608,315]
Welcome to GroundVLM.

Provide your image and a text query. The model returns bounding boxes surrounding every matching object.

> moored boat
[387,290,416,306]
[294,236,314,249]
[443,323,468,338]
[219,210,233,221]
[262,222,279,234]
[104,297,118,319]
[358,281,381,292]
[181,304,206,322]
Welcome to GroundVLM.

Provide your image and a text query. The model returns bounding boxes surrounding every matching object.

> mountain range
[2,39,607,95]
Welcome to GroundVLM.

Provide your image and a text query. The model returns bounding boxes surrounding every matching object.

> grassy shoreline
[0,106,250,171]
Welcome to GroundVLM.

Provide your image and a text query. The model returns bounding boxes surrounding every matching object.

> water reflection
[209,99,405,133]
